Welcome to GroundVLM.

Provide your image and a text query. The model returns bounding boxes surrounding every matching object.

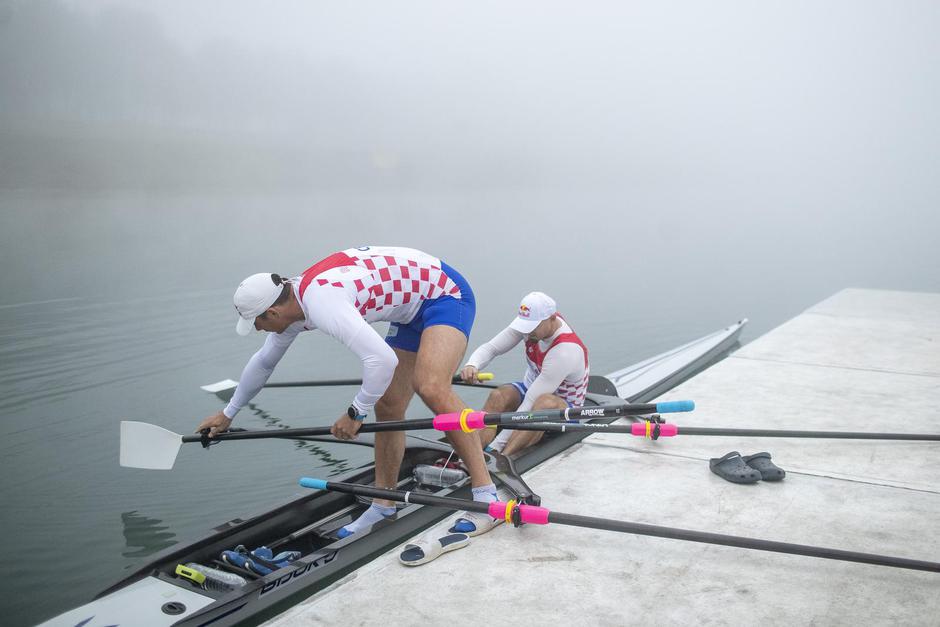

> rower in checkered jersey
[460,291,590,456]
[195,246,502,537]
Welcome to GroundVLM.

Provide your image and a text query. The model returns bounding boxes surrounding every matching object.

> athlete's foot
[337,503,396,539]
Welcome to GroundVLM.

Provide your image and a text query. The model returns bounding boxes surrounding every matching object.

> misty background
[3,0,938,195]
[1,1,939,625]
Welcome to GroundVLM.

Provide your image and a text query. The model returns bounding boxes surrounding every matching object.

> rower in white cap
[460,292,591,456]
[196,246,500,538]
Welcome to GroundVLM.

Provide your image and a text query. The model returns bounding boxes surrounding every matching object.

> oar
[503,421,940,441]
[201,373,498,400]
[119,400,694,470]
[298,478,940,574]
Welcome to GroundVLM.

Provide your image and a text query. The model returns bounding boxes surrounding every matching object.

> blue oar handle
[655,400,695,413]
[300,478,328,490]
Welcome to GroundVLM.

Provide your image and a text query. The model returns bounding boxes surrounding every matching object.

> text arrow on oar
[298,478,940,574]
[505,421,940,441]
[119,400,694,469]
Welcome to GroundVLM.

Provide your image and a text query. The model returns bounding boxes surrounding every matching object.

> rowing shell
[38,320,747,627]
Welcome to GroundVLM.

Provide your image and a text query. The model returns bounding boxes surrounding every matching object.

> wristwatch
[347,405,368,422]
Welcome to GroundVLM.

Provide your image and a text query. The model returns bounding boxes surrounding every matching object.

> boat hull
[39,319,747,627]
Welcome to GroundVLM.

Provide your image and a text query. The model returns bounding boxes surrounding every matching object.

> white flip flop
[399,533,470,566]
[448,510,503,537]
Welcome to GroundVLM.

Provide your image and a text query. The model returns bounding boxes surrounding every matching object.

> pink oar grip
[433,413,461,431]
[487,501,506,518]
[466,412,486,429]
[432,411,486,431]
[629,423,679,437]
[519,504,551,525]
[488,501,551,525]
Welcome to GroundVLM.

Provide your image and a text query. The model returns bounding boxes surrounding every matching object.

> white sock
[488,429,514,453]
[341,503,396,535]
[471,483,498,503]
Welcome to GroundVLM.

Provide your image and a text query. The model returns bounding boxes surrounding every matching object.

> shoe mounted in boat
[221,544,299,575]
[250,546,302,566]
[221,546,269,575]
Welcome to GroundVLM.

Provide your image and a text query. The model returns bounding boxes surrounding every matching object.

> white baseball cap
[509,291,557,333]
[234,273,286,336]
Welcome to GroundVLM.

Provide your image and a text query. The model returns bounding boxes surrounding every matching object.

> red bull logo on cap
[519,304,531,318]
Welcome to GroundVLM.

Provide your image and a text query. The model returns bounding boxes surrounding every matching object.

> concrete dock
[265,288,940,626]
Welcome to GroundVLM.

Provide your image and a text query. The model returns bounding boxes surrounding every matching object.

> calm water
[1,189,938,625]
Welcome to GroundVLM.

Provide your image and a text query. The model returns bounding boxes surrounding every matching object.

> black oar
[120,400,693,469]
[504,421,940,441]
[265,373,499,390]
[201,401,691,441]
[201,373,499,400]
[299,478,940,574]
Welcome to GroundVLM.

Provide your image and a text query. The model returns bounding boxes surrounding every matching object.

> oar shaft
[300,479,940,574]
[433,401,694,432]
[507,422,675,436]
[676,427,940,440]
[182,401,695,445]
[265,378,365,388]
[264,374,498,390]
[181,418,438,443]
[545,513,940,573]
[300,479,490,512]
[505,423,940,441]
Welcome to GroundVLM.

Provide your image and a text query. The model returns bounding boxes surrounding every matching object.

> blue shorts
[508,381,576,409]
[508,381,529,402]
[385,261,475,353]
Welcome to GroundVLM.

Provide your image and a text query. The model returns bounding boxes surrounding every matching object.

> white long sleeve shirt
[466,315,590,412]
[224,246,463,418]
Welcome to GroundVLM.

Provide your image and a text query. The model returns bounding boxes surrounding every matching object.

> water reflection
[121,510,177,558]
[242,400,357,474]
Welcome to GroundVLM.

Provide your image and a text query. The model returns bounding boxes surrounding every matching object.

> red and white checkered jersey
[297,246,462,324]
[223,246,463,420]
[465,314,590,410]
[521,316,590,408]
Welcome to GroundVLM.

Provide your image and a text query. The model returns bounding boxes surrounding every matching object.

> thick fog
[1,7,939,624]
[2,0,938,197]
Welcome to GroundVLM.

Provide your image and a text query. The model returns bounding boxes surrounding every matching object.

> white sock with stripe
[340,502,396,536]
[471,483,498,503]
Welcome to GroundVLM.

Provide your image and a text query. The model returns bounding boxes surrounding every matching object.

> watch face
[347,406,356,419]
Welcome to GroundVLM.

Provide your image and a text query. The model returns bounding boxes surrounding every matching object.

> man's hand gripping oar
[195,411,233,440]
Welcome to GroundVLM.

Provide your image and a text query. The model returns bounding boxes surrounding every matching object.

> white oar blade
[200,379,238,401]
[120,421,184,470]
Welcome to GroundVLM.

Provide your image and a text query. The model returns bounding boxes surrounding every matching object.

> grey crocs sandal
[709,451,762,484]
[743,452,786,481]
